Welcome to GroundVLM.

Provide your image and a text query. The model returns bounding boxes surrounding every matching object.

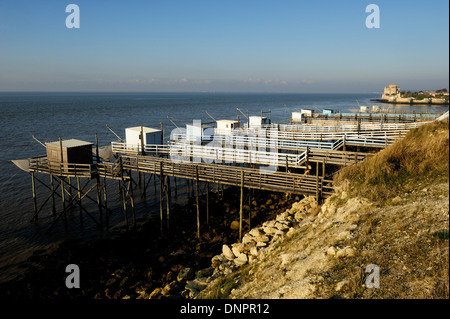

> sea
[0,92,447,283]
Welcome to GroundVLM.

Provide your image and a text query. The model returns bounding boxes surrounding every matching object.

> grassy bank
[204,120,449,299]
[334,120,449,204]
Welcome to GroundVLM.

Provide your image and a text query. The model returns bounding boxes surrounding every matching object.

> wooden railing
[120,155,334,197]
[29,157,92,177]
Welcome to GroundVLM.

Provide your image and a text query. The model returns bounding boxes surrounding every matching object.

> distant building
[382,83,401,100]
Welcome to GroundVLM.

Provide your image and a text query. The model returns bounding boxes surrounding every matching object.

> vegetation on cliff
[202,120,449,299]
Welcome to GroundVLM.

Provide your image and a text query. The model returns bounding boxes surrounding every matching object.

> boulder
[262,226,277,235]
[249,228,264,237]
[234,253,248,266]
[222,244,236,261]
[327,246,337,256]
[256,235,270,243]
[230,221,240,230]
[177,267,195,282]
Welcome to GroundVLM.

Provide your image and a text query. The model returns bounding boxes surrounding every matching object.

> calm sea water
[0,92,446,282]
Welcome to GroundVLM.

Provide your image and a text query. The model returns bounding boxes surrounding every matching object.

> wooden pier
[14,112,444,241]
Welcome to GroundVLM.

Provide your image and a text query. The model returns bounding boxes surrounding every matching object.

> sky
[0,0,448,93]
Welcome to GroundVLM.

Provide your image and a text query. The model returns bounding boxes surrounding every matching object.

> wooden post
[248,187,251,230]
[196,166,200,239]
[77,176,82,218]
[140,126,145,156]
[160,162,164,233]
[239,170,244,242]
[31,172,37,217]
[50,174,56,216]
[120,157,128,228]
[206,182,209,226]
[129,177,136,227]
[166,176,170,231]
[61,177,66,222]
[316,162,320,202]
[96,177,103,223]
[103,176,108,227]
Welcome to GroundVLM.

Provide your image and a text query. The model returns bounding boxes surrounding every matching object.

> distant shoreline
[371,98,449,106]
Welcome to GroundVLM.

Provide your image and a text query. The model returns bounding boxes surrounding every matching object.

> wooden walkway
[119,154,334,197]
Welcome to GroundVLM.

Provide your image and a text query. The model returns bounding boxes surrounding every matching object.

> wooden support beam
[31,172,37,218]
[206,182,209,226]
[239,170,244,242]
[196,166,200,239]
[50,174,56,216]
[166,176,170,231]
[160,162,164,233]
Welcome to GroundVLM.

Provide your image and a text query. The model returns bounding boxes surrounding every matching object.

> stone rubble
[178,195,320,298]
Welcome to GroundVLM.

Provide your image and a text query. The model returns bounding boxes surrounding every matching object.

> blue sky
[0,0,448,93]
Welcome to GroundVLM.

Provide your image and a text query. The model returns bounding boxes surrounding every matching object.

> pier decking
[14,110,447,240]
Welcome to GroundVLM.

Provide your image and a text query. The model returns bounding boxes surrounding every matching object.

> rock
[335,279,349,292]
[286,227,296,238]
[341,191,348,200]
[337,231,351,241]
[262,226,277,235]
[249,246,259,257]
[185,278,208,291]
[161,281,178,296]
[242,233,255,244]
[276,212,289,221]
[275,222,289,231]
[232,244,244,257]
[149,287,162,299]
[196,267,213,278]
[234,253,248,266]
[309,207,320,216]
[249,228,264,237]
[327,246,337,256]
[256,241,267,247]
[391,196,402,204]
[336,247,355,258]
[256,235,270,243]
[177,267,195,282]
[230,221,240,230]
[222,244,236,260]
[294,211,306,221]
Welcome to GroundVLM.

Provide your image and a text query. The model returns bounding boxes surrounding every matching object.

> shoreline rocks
[192,196,320,298]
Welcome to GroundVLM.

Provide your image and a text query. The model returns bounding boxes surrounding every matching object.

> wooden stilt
[129,178,136,227]
[77,177,82,221]
[166,176,170,231]
[248,187,251,230]
[239,171,244,242]
[160,163,164,233]
[50,174,56,216]
[103,175,108,227]
[31,172,37,218]
[61,177,66,222]
[96,177,102,224]
[196,166,200,239]
[206,182,209,226]
[120,157,128,228]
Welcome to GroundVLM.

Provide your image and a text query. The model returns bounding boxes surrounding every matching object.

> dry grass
[335,120,449,203]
